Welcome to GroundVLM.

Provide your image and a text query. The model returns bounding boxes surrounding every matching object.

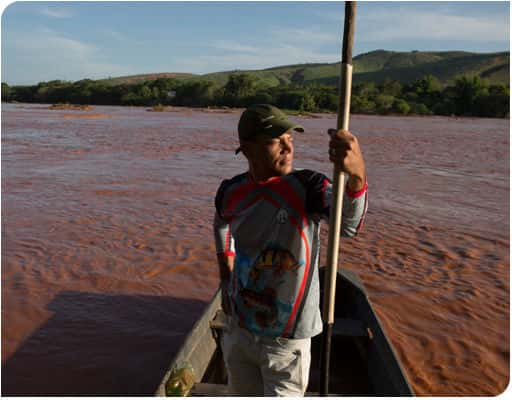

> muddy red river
[2,104,509,395]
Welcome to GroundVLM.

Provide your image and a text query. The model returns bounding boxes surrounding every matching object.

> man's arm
[328,128,368,237]
[341,180,368,237]
[216,253,234,283]
[213,211,235,314]
[216,253,234,315]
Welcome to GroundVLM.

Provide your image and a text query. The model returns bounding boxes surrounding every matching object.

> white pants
[221,321,311,396]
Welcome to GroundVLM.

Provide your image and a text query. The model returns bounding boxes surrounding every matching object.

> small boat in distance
[155,268,414,396]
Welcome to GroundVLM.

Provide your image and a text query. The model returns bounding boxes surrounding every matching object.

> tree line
[1,73,509,118]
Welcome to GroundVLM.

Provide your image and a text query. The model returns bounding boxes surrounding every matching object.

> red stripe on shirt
[270,179,307,226]
[345,181,368,199]
[321,178,330,208]
[282,215,310,337]
[355,189,368,232]
[225,193,281,223]
[225,181,257,216]
[225,225,233,255]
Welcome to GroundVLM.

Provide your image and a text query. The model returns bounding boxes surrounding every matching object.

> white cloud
[359,9,509,42]
[313,9,345,23]
[3,29,135,83]
[97,28,128,43]
[40,6,74,19]
[210,27,339,61]
[189,26,341,73]
[270,27,340,46]
[173,43,338,74]
[212,40,260,54]
[14,29,94,58]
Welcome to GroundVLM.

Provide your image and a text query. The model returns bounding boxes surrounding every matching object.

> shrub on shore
[49,103,93,111]
[151,104,166,112]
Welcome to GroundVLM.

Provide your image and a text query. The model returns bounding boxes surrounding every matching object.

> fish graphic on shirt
[240,287,278,327]
[253,248,300,277]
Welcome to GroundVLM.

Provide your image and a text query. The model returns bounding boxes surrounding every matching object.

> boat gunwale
[155,290,222,396]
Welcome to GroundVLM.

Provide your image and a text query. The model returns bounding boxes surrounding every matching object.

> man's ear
[239,141,251,158]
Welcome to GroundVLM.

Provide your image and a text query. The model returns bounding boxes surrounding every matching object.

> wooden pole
[320,1,356,396]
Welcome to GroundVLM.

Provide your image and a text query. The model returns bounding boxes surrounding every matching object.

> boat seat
[210,309,229,331]
[332,318,370,338]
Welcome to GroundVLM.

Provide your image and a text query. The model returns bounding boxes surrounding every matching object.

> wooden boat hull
[155,268,414,396]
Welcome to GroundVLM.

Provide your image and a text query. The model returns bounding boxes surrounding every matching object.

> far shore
[2,101,508,120]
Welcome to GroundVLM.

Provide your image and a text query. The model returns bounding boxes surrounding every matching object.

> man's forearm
[217,254,234,283]
[347,173,366,192]
[217,254,234,315]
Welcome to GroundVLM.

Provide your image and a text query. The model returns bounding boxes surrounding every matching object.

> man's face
[244,130,294,178]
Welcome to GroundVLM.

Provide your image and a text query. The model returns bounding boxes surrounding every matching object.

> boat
[155,268,414,396]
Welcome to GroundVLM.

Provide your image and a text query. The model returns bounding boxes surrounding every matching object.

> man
[213,104,367,396]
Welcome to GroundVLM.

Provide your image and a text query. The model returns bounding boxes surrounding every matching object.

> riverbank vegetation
[2,72,508,118]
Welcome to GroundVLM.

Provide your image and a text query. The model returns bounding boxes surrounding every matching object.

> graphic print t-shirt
[213,169,368,339]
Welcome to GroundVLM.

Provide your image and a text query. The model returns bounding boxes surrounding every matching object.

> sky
[1,1,510,85]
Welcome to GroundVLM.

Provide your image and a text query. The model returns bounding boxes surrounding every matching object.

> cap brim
[235,120,304,154]
[265,119,304,138]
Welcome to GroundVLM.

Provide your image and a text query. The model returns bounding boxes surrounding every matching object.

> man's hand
[328,129,366,192]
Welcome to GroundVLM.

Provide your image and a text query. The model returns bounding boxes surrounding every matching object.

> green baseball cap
[235,104,304,154]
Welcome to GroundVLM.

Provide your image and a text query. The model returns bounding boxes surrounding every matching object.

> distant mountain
[97,50,510,87]
[98,72,196,85]
[349,50,509,86]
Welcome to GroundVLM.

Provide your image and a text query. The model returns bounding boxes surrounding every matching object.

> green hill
[97,72,197,85]
[349,50,510,86]
[103,50,509,88]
